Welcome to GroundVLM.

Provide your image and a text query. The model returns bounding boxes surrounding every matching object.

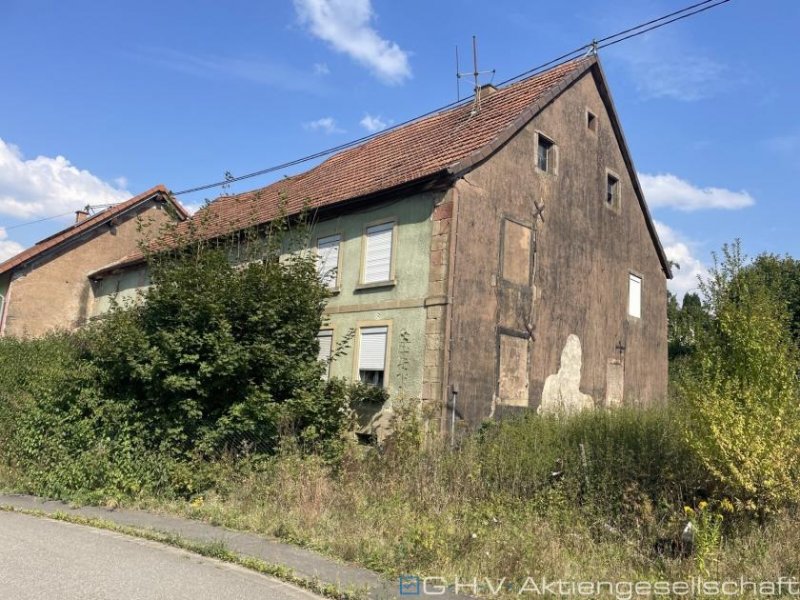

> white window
[363,222,394,284]
[628,273,642,319]
[358,325,388,387]
[317,329,333,379]
[316,234,341,289]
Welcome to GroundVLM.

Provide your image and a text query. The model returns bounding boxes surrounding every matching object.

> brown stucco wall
[446,69,668,426]
[3,201,176,337]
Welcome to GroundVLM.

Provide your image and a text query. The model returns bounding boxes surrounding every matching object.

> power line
[5,211,76,231]
[171,0,732,197]
[5,0,734,233]
[598,0,731,49]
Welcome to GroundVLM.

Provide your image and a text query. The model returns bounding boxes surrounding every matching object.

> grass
[132,406,800,596]
[3,405,800,598]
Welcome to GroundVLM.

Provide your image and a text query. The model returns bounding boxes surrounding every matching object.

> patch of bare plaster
[538,334,594,414]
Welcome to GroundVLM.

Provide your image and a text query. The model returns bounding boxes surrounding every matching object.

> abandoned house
[0,185,187,337]
[4,55,671,430]
[92,55,672,429]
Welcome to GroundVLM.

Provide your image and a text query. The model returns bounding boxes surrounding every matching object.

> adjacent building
[0,185,186,337]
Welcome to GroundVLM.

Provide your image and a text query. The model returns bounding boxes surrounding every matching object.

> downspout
[440,182,462,437]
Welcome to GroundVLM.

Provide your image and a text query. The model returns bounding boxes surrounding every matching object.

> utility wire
[6,0,734,232]
[598,0,731,49]
[172,0,731,197]
[5,210,76,230]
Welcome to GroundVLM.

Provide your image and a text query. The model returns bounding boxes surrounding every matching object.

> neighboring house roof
[0,185,187,277]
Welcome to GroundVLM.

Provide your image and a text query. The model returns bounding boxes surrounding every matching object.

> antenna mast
[455,36,495,115]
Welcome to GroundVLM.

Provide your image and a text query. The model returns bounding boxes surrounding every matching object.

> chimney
[479,83,498,97]
[75,209,90,224]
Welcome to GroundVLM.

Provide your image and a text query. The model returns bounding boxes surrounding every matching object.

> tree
[668,291,709,361]
[84,219,351,457]
[679,241,800,510]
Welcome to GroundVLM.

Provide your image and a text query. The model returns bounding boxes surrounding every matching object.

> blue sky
[0,0,797,298]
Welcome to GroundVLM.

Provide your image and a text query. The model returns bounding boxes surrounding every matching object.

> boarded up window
[317,329,333,379]
[497,333,529,406]
[501,219,532,285]
[363,223,393,283]
[316,234,340,289]
[628,273,642,318]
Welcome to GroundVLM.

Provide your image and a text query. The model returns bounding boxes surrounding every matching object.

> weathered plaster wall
[447,69,668,425]
[90,265,150,317]
[309,192,440,402]
[3,202,175,337]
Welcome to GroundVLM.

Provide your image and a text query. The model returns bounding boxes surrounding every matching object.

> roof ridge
[0,184,177,277]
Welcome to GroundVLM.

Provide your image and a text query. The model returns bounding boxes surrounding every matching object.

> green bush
[0,221,356,501]
[679,241,800,511]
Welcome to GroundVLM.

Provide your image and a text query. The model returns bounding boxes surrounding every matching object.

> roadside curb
[0,494,462,600]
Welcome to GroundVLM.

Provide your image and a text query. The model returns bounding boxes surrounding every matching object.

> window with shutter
[317,329,333,379]
[358,325,388,387]
[362,222,394,284]
[628,273,642,319]
[316,234,341,289]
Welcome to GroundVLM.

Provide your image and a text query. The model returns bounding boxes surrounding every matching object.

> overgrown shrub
[0,219,357,500]
[679,241,800,511]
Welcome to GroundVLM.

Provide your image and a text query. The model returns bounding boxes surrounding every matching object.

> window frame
[534,131,558,176]
[353,320,392,387]
[586,108,598,134]
[316,232,343,292]
[358,218,398,288]
[605,168,621,213]
[628,272,642,319]
[317,328,335,380]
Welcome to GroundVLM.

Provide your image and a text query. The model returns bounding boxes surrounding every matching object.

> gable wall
[2,201,176,337]
[447,70,668,425]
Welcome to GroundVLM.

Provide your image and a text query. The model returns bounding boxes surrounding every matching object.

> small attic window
[586,110,597,133]
[536,134,555,173]
[606,172,620,209]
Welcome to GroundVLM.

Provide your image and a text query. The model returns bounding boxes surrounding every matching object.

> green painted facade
[309,193,436,399]
[89,192,438,400]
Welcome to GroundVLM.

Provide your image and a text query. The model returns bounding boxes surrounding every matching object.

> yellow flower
[190,496,205,508]
[684,505,695,516]
[720,498,735,513]
[698,501,708,511]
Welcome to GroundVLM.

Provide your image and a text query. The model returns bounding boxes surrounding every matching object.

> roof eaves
[590,61,673,279]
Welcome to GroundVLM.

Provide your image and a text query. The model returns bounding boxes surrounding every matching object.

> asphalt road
[0,511,323,600]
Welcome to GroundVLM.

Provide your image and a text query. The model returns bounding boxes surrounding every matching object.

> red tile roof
[191,57,594,238]
[91,55,670,278]
[0,185,186,277]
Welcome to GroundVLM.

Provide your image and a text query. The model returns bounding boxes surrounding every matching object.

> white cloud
[639,173,754,212]
[359,113,392,133]
[0,138,130,219]
[137,48,329,95]
[303,117,345,134]
[313,62,330,75]
[0,227,24,262]
[655,220,708,300]
[628,55,725,101]
[293,0,411,84]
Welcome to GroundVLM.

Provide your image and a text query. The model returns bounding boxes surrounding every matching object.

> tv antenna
[456,36,495,115]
